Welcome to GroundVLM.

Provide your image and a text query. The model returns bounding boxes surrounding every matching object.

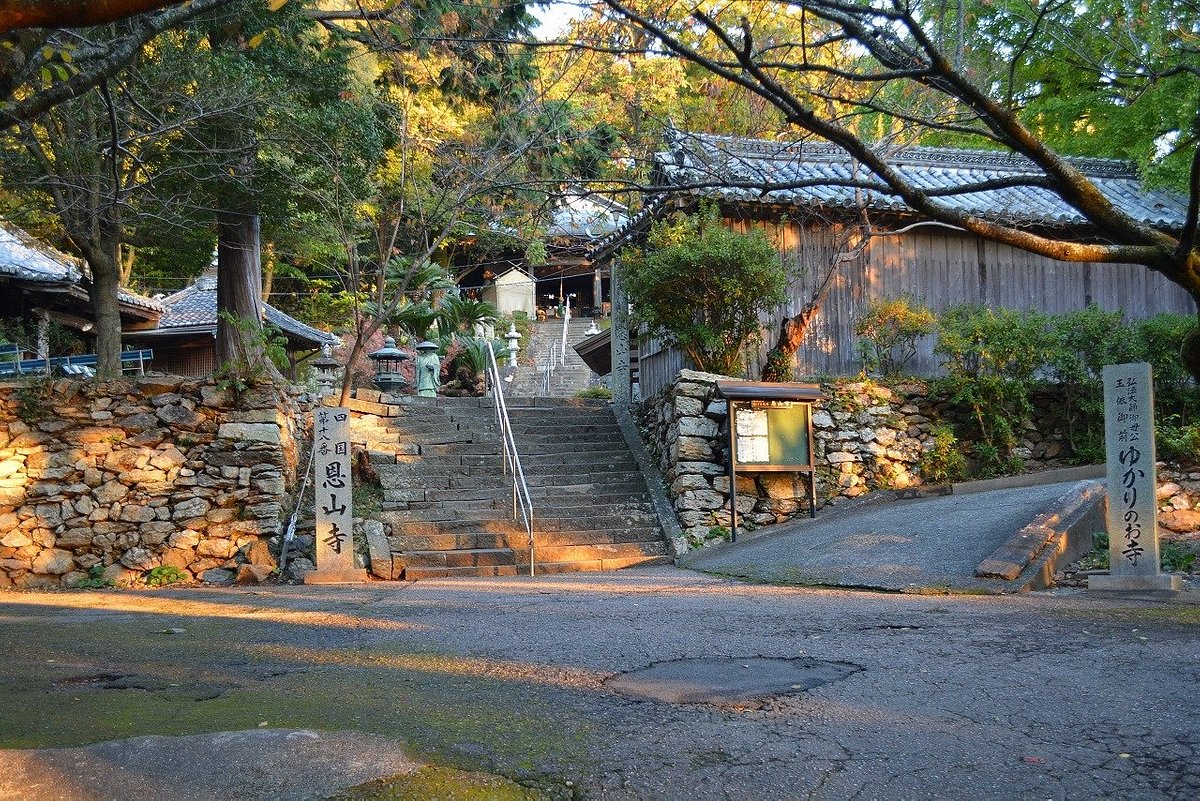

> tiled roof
[157,275,337,346]
[547,191,629,239]
[1,221,162,314]
[0,222,82,284]
[654,129,1186,229]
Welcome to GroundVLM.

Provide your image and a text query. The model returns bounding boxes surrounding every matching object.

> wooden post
[610,255,631,408]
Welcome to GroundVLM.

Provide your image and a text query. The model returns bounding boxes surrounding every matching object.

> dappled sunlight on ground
[249,644,608,691]
[0,591,430,631]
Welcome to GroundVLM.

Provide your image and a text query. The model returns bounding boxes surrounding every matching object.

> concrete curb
[975,480,1106,591]
[611,402,684,552]
[953,464,1105,495]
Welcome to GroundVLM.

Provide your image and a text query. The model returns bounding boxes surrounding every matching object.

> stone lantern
[367,336,410,392]
[504,323,522,367]
[312,343,342,398]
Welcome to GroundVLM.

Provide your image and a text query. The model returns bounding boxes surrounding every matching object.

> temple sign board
[717,381,824,541]
[306,406,367,584]
[1089,363,1182,592]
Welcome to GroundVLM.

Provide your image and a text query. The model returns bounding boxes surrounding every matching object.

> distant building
[591,129,1191,393]
[0,221,160,358]
[122,273,337,378]
[457,190,628,318]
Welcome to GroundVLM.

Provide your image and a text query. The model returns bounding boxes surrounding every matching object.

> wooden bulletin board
[717,381,825,539]
[732,400,812,470]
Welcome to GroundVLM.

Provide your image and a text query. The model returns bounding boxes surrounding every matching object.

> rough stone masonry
[638,369,1200,555]
[0,376,313,589]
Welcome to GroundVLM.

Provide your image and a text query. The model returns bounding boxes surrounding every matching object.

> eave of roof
[657,129,1185,230]
[591,130,1187,260]
[154,275,337,347]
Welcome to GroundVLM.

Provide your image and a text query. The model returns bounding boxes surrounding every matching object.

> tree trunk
[80,238,124,378]
[761,310,814,382]
[215,210,266,370]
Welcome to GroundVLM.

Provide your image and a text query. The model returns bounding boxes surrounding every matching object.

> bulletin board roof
[715,381,825,402]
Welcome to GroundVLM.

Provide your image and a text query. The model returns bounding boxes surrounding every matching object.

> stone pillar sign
[305,407,367,584]
[1089,363,1181,592]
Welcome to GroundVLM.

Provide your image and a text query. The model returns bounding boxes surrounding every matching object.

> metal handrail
[485,342,536,576]
[560,296,571,364]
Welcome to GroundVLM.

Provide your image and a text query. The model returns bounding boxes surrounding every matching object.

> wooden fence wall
[635,215,1195,397]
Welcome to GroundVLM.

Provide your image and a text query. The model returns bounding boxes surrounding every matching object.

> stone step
[380,510,660,532]
[391,528,663,552]
[418,443,503,456]
[515,541,667,562]
[400,552,668,581]
[382,486,509,504]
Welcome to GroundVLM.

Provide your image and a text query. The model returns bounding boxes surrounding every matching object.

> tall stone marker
[1089,363,1181,592]
[305,406,367,584]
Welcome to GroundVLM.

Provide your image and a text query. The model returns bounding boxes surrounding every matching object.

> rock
[811,410,834,428]
[826,452,860,464]
[1160,509,1200,533]
[677,416,719,439]
[196,538,238,559]
[363,520,391,580]
[156,404,203,430]
[169,530,202,549]
[173,497,210,520]
[674,436,714,462]
[31,548,74,575]
[673,396,705,418]
[119,504,158,523]
[120,547,158,571]
[218,423,281,445]
[286,557,315,581]
[101,563,140,587]
[670,474,712,494]
[56,528,93,549]
[246,539,277,568]
[94,480,129,504]
[1,531,32,548]
[201,568,237,585]
[236,564,274,585]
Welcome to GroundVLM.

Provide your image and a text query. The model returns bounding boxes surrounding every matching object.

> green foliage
[1044,306,1137,461]
[72,564,113,590]
[445,335,502,381]
[623,207,786,376]
[934,306,1051,476]
[1162,541,1198,574]
[575,386,613,400]
[919,424,967,484]
[854,296,936,376]
[1156,418,1200,463]
[1080,532,1197,574]
[144,566,188,587]
[213,311,289,394]
[13,378,51,424]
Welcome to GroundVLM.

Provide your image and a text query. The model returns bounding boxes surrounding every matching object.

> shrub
[854,295,936,376]
[934,306,1051,475]
[623,206,786,376]
[919,423,967,484]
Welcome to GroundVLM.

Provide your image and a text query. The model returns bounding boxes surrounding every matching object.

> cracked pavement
[1,567,1198,799]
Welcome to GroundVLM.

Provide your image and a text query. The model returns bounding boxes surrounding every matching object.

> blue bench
[0,348,154,377]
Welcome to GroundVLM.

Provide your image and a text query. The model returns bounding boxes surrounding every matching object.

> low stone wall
[0,376,312,588]
[637,369,1198,552]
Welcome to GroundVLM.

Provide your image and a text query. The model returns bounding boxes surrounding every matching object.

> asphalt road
[683,481,1093,592]
[1,569,1198,799]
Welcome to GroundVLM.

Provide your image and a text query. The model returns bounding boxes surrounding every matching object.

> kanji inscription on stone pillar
[306,406,366,584]
[1089,363,1181,593]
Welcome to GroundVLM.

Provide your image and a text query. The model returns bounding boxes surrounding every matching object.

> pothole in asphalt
[604,657,860,706]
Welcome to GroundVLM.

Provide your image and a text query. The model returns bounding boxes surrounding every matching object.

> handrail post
[485,342,535,576]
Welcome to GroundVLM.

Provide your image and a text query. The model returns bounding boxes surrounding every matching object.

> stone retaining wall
[637,369,1199,553]
[0,376,312,588]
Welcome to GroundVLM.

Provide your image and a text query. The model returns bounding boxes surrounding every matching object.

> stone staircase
[350,393,669,579]
[508,318,603,397]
